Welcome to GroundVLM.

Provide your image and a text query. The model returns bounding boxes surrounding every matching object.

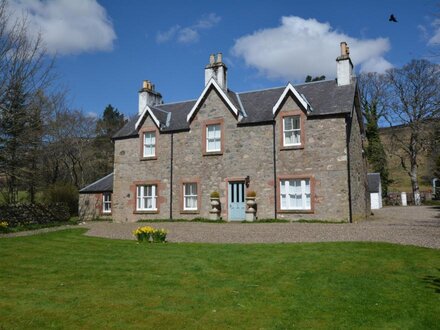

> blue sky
[7,0,440,118]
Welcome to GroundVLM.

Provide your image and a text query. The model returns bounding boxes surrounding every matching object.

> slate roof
[113,79,356,139]
[79,173,113,193]
[367,173,381,193]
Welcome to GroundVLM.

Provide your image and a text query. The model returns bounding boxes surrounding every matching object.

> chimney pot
[340,42,348,56]
[142,80,148,89]
[209,54,215,64]
[217,52,223,63]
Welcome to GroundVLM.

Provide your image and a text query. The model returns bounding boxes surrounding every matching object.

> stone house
[79,42,370,222]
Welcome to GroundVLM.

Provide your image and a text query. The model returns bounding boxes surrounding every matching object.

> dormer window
[283,116,301,146]
[143,131,156,158]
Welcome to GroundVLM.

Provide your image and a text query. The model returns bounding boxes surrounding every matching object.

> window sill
[102,212,112,215]
[134,210,159,214]
[280,145,304,151]
[180,210,199,214]
[140,156,157,161]
[278,209,314,214]
[203,151,223,156]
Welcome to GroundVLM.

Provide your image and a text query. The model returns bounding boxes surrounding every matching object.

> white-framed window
[280,178,311,210]
[136,185,157,211]
[143,131,156,157]
[102,193,111,213]
[183,183,198,211]
[206,124,221,152]
[283,116,301,146]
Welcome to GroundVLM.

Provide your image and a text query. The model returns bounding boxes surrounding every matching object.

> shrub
[42,183,79,216]
[210,191,220,198]
[133,226,167,243]
[246,191,256,198]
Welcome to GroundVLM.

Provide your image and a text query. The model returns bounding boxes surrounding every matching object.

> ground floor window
[280,178,311,210]
[102,193,111,213]
[183,183,198,211]
[136,185,157,211]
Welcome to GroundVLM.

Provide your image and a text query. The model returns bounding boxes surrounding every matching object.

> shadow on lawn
[422,269,440,294]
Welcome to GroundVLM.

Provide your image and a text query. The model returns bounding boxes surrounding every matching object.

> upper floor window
[183,183,198,211]
[102,193,111,214]
[280,178,311,210]
[143,131,156,157]
[136,185,157,211]
[206,124,221,152]
[283,116,301,147]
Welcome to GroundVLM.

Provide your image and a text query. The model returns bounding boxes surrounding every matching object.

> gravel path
[2,206,439,249]
[82,206,440,249]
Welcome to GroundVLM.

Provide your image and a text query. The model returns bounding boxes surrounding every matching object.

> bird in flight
[389,14,398,22]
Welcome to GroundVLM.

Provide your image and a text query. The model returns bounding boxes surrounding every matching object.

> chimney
[138,80,162,115]
[336,42,354,86]
[205,52,227,90]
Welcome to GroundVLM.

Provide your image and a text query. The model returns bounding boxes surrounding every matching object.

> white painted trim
[135,105,161,130]
[272,83,309,115]
[187,78,239,122]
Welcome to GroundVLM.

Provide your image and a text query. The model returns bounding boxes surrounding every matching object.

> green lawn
[1,229,439,329]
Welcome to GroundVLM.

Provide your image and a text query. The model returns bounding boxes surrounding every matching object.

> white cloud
[156,13,221,44]
[8,0,116,55]
[428,19,440,45]
[156,25,180,43]
[177,28,199,44]
[232,16,392,80]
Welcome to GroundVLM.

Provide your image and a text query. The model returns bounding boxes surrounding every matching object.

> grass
[0,229,439,329]
[0,218,79,234]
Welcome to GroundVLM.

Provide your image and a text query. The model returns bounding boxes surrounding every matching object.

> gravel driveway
[80,205,440,249]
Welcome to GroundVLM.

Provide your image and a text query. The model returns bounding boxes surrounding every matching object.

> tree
[0,0,54,203]
[94,104,126,177]
[358,72,391,196]
[386,59,440,205]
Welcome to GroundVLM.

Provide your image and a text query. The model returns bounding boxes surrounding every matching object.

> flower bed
[133,226,167,243]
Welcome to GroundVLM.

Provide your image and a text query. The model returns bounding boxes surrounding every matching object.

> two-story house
[79,42,370,222]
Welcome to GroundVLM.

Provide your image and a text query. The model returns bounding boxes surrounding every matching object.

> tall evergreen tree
[358,72,391,197]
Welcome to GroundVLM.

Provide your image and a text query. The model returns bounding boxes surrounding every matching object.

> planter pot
[209,197,221,220]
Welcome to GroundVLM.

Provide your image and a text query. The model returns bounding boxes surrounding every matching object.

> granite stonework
[347,104,370,222]
[78,193,112,221]
[113,116,171,222]
[111,87,368,223]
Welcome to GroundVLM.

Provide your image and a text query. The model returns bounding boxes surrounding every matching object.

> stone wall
[348,104,370,221]
[79,193,112,221]
[275,96,350,221]
[112,88,364,222]
[113,116,171,222]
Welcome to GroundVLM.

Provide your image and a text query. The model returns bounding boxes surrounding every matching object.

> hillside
[378,122,439,192]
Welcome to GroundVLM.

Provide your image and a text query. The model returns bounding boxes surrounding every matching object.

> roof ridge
[158,98,197,106]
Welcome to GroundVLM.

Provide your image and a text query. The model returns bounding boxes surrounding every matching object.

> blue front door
[228,182,245,221]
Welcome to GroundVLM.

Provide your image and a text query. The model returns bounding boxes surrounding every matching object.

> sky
[6,0,440,119]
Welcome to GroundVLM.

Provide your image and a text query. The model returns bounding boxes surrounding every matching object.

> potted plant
[209,191,221,220]
[245,191,257,222]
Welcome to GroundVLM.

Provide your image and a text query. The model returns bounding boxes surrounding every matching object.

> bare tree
[0,0,54,203]
[386,59,440,205]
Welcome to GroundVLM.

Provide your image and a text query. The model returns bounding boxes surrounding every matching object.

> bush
[0,203,70,228]
[43,183,79,216]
